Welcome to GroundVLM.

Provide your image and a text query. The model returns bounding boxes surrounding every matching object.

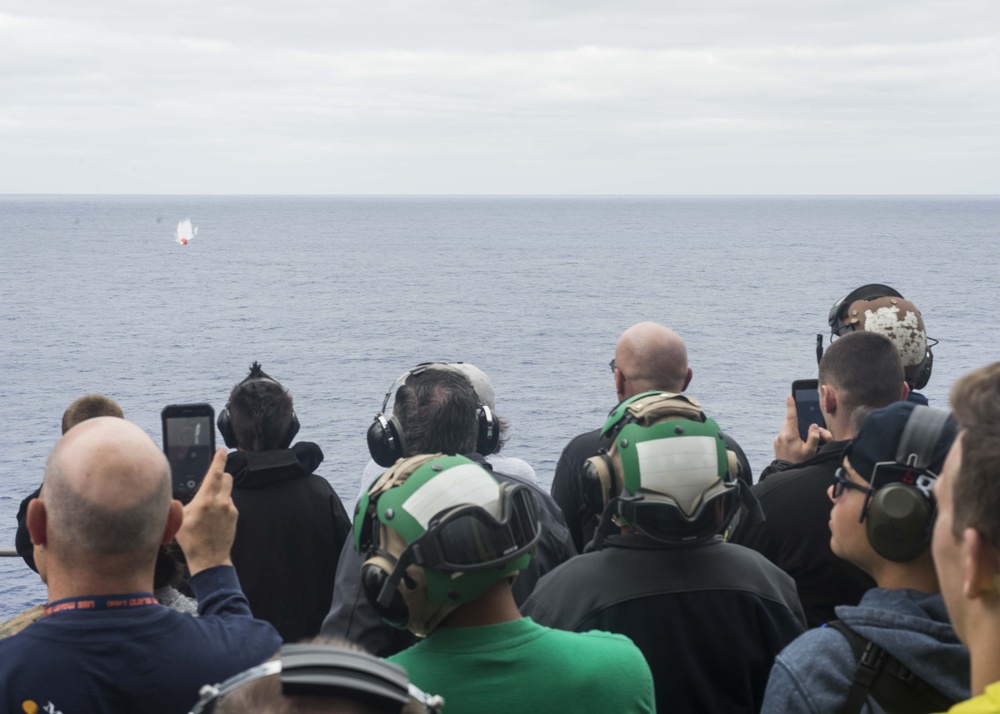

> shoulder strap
[827,620,957,714]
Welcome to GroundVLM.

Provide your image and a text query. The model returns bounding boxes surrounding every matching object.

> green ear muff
[865,483,934,562]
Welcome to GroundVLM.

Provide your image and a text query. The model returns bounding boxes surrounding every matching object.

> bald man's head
[42,417,173,566]
[614,322,693,400]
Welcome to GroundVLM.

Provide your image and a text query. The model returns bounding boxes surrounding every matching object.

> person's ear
[682,367,693,392]
[963,527,1000,600]
[161,500,184,545]
[26,498,48,547]
[614,368,627,402]
[820,383,838,416]
[900,382,910,402]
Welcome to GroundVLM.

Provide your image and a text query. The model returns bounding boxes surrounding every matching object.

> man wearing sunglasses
[551,321,753,552]
[761,401,969,714]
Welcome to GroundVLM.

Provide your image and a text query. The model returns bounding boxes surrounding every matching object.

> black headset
[863,405,952,562]
[366,362,500,468]
[822,283,934,390]
[189,643,444,713]
[217,365,300,450]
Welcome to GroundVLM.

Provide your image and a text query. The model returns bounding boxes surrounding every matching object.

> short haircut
[394,368,478,456]
[818,331,903,415]
[227,365,294,452]
[949,362,1000,548]
[42,447,171,557]
[61,394,124,435]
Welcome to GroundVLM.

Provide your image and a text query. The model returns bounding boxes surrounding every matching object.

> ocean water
[1,195,997,620]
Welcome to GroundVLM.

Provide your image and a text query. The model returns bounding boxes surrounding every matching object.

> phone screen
[162,404,215,501]
[792,380,826,442]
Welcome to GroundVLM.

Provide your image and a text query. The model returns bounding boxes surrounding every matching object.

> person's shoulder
[752,448,841,498]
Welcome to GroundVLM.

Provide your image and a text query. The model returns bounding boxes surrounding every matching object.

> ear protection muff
[827,283,903,336]
[582,448,617,518]
[367,362,500,467]
[863,405,951,562]
[217,369,300,450]
[476,403,500,456]
[909,345,934,391]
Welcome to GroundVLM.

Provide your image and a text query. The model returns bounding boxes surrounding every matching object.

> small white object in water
[176,218,198,245]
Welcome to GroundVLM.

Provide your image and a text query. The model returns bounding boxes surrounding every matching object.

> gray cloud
[1,1,997,193]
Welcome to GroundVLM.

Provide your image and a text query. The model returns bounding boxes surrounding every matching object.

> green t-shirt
[390,617,655,714]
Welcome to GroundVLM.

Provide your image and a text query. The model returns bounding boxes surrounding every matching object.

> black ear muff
[865,483,934,562]
[911,349,934,391]
[367,414,408,468]
[582,449,620,517]
[217,407,237,448]
[476,404,500,456]
[361,561,409,627]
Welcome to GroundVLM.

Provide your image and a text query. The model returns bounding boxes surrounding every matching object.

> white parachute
[176,218,198,245]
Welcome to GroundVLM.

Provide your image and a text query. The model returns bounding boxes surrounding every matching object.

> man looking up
[0,417,281,713]
[762,402,968,714]
[552,321,752,552]
[733,331,908,626]
[221,361,352,642]
[933,362,1000,712]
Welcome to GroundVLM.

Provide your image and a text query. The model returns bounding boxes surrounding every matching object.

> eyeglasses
[832,467,876,500]
[609,359,628,381]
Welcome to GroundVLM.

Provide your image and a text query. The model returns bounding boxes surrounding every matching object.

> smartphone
[791,379,826,442]
[162,403,215,502]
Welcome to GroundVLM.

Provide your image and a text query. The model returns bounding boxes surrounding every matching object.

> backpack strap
[827,620,957,714]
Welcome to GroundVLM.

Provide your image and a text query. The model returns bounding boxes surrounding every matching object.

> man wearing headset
[551,321,754,553]
[523,392,804,714]
[932,363,1000,713]
[762,401,969,714]
[359,453,655,714]
[220,362,352,643]
[321,365,574,657]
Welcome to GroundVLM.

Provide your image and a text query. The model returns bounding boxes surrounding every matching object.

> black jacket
[320,453,577,656]
[730,440,875,627]
[227,442,351,643]
[552,425,754,553]
[521,533,805,714]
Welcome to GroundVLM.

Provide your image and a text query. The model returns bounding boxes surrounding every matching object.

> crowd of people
[2,283,999,714]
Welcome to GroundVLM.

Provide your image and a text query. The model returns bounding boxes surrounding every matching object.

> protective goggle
[615,485,739,545]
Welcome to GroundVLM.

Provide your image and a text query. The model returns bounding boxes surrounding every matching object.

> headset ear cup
[726,450,739,483]
[865,484,933,562]
[582,451,619,516]
[360,562,409,627]
[476,405,501,456]
[217,406,238,449]
[912,349,933,391]
[368,415,407,467]
[277,410,300,450]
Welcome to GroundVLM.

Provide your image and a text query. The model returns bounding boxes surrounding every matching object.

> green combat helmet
[354,454,542,637]
[583,391,742,547]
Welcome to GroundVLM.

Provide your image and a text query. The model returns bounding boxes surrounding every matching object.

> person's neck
[45,561,156,603]
[969,622,1000,696]
[440,581,522,628]
[871,558,939,593]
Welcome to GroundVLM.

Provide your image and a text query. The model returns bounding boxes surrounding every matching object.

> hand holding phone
[792,379,826,442]
[162,403,216,502]
[772,384,832,464]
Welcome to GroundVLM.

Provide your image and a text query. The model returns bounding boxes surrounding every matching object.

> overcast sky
[1,1,997,194]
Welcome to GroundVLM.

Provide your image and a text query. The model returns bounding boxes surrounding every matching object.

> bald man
[551,322,753,551]
[0,417,281,714]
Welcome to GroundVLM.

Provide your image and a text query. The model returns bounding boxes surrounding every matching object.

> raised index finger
[196,447,231,500]
[784,395,799,424]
